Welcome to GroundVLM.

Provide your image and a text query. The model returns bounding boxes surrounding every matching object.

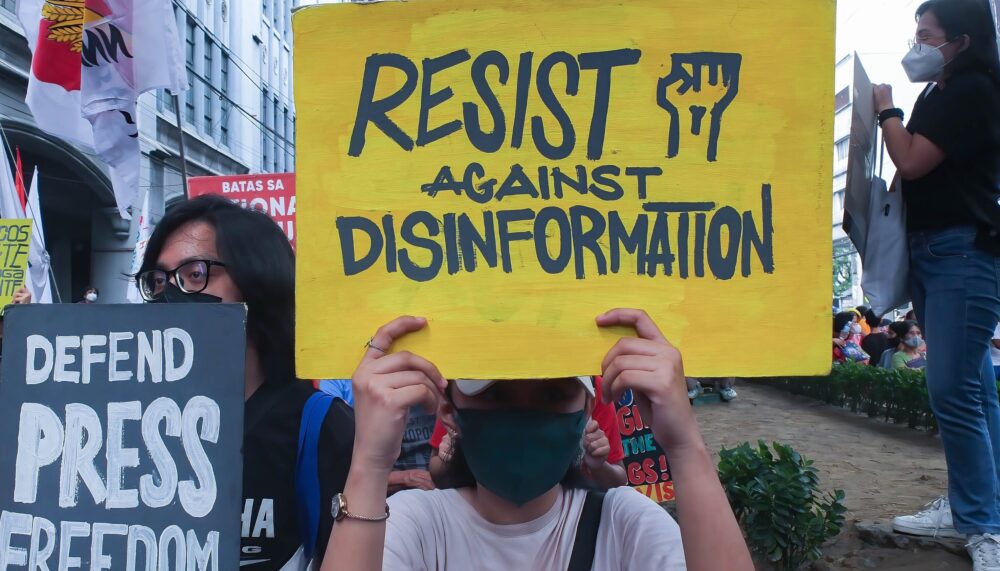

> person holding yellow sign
[321,309,752,571]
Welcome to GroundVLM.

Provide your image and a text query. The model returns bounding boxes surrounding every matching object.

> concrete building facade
[0,0,297,303]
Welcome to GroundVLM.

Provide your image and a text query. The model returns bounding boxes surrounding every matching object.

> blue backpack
[295,391,335,561]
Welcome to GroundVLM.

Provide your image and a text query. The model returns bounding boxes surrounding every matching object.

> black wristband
[878,108,904,127]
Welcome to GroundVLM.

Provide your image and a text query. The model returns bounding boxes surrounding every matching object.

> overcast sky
[838,0,928,118]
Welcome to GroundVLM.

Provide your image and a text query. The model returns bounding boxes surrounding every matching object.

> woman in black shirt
[873,1,1000,566]
[136,196,354,570]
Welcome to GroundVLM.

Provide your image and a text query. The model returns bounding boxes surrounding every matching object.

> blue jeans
[908,226,1000,535]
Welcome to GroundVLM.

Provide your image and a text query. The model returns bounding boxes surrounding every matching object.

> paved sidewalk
[694,381,970,570]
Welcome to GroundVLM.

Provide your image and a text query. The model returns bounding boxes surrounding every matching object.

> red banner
[188,173,296,246]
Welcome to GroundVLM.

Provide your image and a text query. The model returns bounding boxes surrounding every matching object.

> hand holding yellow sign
[294,0,835,379]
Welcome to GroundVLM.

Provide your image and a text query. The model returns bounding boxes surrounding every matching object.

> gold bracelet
[331,493,390,523]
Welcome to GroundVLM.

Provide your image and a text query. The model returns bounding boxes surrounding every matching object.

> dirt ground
[694,381,970,570]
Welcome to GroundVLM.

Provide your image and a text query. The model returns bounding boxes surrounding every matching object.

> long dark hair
[139,195,297,384]
[833,312,856,335]
[917,0,1000,82]
[889,320,919,348]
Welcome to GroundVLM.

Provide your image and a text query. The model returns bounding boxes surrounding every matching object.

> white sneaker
[719,387,738,402]
[892,496,964,539]
[968,534,1000,571]
[687,384,703,400]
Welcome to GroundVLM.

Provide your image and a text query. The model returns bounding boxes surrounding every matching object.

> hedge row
[757,362,939,430]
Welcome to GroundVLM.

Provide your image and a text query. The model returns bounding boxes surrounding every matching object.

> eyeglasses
[137,259,227,301]
[908,36,947,51]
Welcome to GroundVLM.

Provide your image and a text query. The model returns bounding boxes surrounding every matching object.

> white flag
[17,0,95,148]
[81,0,187,218]
[25,168,53,304]
[18,0,188,219]
[125,187,153,303]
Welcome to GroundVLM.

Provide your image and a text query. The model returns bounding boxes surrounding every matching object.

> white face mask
[85,292,98,303]
[902,41,951,83]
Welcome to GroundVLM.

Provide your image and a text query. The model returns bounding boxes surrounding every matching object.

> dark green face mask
[453,407,587,506]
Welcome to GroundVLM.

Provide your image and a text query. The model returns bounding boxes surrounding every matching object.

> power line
[171,0,297,145]
[179,62,297,151]
[136,99,277,165]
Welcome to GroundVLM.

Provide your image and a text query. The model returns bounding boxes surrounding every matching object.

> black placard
[0,304,246,570]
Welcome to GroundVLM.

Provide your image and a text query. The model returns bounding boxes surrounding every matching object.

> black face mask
[148,283,223,304]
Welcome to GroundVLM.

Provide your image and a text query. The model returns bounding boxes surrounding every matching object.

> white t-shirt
[991,323,1000,367]
[383,486,686,571]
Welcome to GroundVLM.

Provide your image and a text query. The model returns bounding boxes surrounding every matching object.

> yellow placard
[0,219,31,308]
[294,0,834,379]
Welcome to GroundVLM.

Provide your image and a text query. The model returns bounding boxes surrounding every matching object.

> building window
[273,96,280,172]
[157,89,171,113]
[262,89,270,171]
[284,1,291,41]
[283,107,290,170]
[185,19,196,123]
[834,86,850,111]
[273,0,283,34]
[220,53,230,145]
[203,36,214,134]
[835,137,849,162]
[285,113,295,168]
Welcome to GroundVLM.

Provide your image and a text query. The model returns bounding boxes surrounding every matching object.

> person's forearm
[320,463,391,571]
[881,118,916,177]
[666,441,754,571]
[586,461,628,489]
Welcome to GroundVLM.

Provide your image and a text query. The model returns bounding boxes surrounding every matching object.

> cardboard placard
[842,56,877,256]
[188,174,296,246]
[0,304,247,570]
[294,0,835,379]
[0,219,32,306]
[616,389,674,503]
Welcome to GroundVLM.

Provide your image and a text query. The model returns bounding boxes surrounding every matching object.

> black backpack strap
[567,490,607,571]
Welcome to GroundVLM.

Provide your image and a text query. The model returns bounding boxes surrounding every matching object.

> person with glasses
[872,1,1000,568]
[136,195,355,571]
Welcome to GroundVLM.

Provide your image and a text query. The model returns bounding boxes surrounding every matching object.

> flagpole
[27,175,62,304]
[0,125,59,303]
[172,94,190,200]
[24,171,61,304]
[45,261,61,304]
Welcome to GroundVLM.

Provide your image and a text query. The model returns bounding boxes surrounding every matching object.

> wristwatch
[331,493,390,523]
